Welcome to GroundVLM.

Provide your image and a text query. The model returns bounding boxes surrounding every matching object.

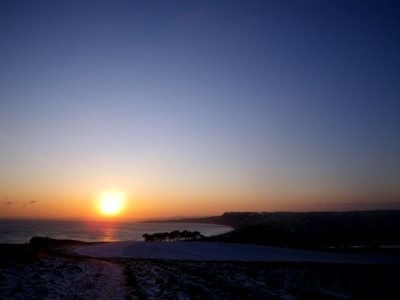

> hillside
[150,210,400,250]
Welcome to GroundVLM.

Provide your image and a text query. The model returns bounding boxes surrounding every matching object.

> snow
[0,257,126,299]
[74,241,400,264]
[2,242,399,299]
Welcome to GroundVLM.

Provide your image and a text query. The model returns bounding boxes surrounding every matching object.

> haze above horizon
[1,0,399,220]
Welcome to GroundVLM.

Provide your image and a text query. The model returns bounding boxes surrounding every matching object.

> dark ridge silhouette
[151,210,400,250]
[148,210,400,228]
[0,237,89,261]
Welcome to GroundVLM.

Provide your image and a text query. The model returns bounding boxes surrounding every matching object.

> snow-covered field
[121,259,400,299]
[0,256,126,299]
[2,242,400,299]
[75,241,400,264]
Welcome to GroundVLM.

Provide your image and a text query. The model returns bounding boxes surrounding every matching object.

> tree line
[143,230,204,242]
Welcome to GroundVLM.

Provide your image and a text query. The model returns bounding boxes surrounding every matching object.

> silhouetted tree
[143,230,204,242]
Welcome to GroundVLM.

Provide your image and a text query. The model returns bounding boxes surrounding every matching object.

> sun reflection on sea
[101,226,117,242]
[83,220,121,242]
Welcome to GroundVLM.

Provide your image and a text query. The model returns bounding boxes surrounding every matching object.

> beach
[1,240,400,299]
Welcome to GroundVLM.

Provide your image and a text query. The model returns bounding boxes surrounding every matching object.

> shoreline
[0,219,232,244]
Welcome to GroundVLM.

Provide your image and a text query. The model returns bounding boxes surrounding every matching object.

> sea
[0,219,232,244]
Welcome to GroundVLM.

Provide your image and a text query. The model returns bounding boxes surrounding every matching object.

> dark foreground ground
[121,259,400,299]
[1,242,400,299]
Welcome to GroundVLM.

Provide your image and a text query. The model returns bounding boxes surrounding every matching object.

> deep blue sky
[1,0,399,218]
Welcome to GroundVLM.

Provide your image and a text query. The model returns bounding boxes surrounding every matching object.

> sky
[0,0,399,219]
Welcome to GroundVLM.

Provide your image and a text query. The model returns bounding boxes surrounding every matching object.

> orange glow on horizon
[1,186,399,220]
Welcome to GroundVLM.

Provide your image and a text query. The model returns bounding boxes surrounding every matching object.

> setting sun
[98,191,125,216]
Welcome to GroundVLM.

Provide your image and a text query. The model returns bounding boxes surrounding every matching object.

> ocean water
[0,219,232,244]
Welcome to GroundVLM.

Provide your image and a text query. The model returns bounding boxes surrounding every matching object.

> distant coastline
[141,209,400,227]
